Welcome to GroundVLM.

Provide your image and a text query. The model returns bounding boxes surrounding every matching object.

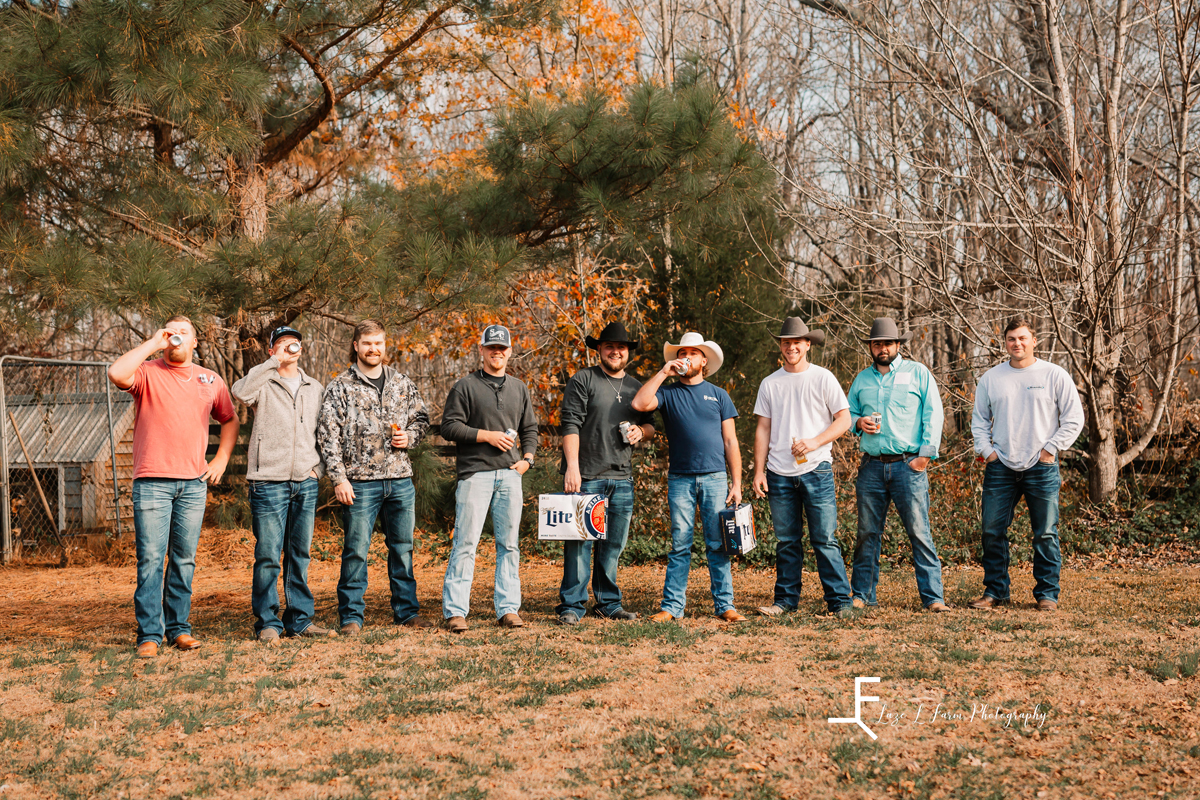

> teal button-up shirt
[847,355,944,458]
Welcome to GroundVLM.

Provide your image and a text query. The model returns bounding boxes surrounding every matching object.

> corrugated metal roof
[4,393,135,466]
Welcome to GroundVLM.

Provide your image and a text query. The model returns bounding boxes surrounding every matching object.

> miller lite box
[717,502,757,555]
[537,493,608,541]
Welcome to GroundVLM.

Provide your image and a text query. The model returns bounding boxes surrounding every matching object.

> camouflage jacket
[316,364,430,484]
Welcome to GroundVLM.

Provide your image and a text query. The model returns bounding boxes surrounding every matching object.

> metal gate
[0,357,128,563]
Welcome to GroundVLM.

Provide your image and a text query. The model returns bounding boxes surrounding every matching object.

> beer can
[503,428,518,440]
[676,357,691,375]
[619,421,632,443]
[870,412,883,432]
[168,334,183,347]
[285,342,301,354]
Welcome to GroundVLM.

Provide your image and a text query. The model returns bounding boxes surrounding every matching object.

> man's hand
[334,481,356,505]
[625,424,644,445]
[564,464,581,492]
[857,416,881,434]
[909,456,930,472]
[791,437,820,457]
[482,430,516,451]
[510,459,530,475]
[752,472,768,498]
[202,455,229,485]
[986,452,999,463]
[663,359,688,377]
[149,328,173,350]
[276,345,301,368]
[1038,449,1056,464]
[726,484,742,506]
[391,427,409,448]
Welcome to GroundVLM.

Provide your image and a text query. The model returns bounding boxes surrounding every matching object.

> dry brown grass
[1,528,1199,799]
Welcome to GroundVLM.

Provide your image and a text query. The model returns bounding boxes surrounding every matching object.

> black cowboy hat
[770,317,826,346]
[585,321,640,351]
[861,317,913,344]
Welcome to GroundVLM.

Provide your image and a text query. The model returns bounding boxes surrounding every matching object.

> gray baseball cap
[480,325,512,348]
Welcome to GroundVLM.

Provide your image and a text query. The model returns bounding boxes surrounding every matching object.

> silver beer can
[285,342,301,354]
[503,428,518,440]
[619,421,632,443]
[676,357,691,375]
[168,334,183,347]
[870,412,883,431]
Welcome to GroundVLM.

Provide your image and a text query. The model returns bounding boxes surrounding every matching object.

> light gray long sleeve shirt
[971,359,1085,470]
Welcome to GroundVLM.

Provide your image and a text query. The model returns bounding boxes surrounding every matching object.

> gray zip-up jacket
[316,364,430,485]
[231,356,325,481]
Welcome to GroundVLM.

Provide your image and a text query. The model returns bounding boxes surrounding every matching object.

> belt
[865,453,916,463]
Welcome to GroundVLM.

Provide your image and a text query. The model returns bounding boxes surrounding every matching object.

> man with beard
[317,319,432,635]
[846,317,949,612]
[556,322,656,625]
[631,331,747,623]
[751,318,854,618]
[108,316,240,657]
[440,324,538,632]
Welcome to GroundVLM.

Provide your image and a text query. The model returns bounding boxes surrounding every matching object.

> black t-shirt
[368,373,386,395]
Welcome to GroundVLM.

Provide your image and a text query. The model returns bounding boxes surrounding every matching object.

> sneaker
[444,616,468,633]
[557,612,580,626]
[294,624,336,638]
[497,613,525,628]
[340,622,362,636]
[258,628,281,646]
[594,608,638,621]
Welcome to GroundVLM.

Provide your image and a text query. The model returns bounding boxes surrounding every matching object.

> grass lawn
[1,540,1198,799]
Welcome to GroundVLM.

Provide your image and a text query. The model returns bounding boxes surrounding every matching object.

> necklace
[169,363,194,384]
[603,371,625,403]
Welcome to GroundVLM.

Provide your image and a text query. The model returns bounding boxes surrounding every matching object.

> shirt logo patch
[704,395,718,402]
[1026,386,1045,390]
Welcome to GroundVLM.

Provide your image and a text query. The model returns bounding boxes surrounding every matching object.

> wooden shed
[4,392,134,540]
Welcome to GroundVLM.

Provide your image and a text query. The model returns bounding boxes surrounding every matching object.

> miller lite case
[717,502,757,555]
[537,493,608,541]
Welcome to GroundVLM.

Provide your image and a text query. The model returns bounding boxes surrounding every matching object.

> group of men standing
[109,312,1083,656]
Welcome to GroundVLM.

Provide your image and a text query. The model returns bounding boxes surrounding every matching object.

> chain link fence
[0,357,131,563]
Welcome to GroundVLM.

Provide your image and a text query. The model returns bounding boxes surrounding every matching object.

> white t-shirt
[280,374,302,396]
[753,365,849,476]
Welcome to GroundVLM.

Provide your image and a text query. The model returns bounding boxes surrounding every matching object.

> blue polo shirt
[655,380,738,474]
[846,355,944,458]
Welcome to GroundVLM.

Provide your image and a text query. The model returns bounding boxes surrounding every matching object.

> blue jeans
[132,478,208,645]
[662,472,734,617]
[765,465,851,612]
[442,469,522,620]
[557,479,635,618]
[338,478,419,627]
[980,460,1062,602]
[249,479,318,635]
[851,456,944,607]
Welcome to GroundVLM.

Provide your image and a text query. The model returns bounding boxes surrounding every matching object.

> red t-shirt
[126,359,237,479]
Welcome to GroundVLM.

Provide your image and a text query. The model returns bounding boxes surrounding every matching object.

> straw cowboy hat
[861,317,913,344]
[585,321,640,351]
[663,332,724,376]
[770,317,826,346]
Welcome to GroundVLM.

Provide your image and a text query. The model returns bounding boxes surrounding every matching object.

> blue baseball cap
[269,326,303,348]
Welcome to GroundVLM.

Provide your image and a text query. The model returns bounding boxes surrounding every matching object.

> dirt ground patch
[1,537,1199,799]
